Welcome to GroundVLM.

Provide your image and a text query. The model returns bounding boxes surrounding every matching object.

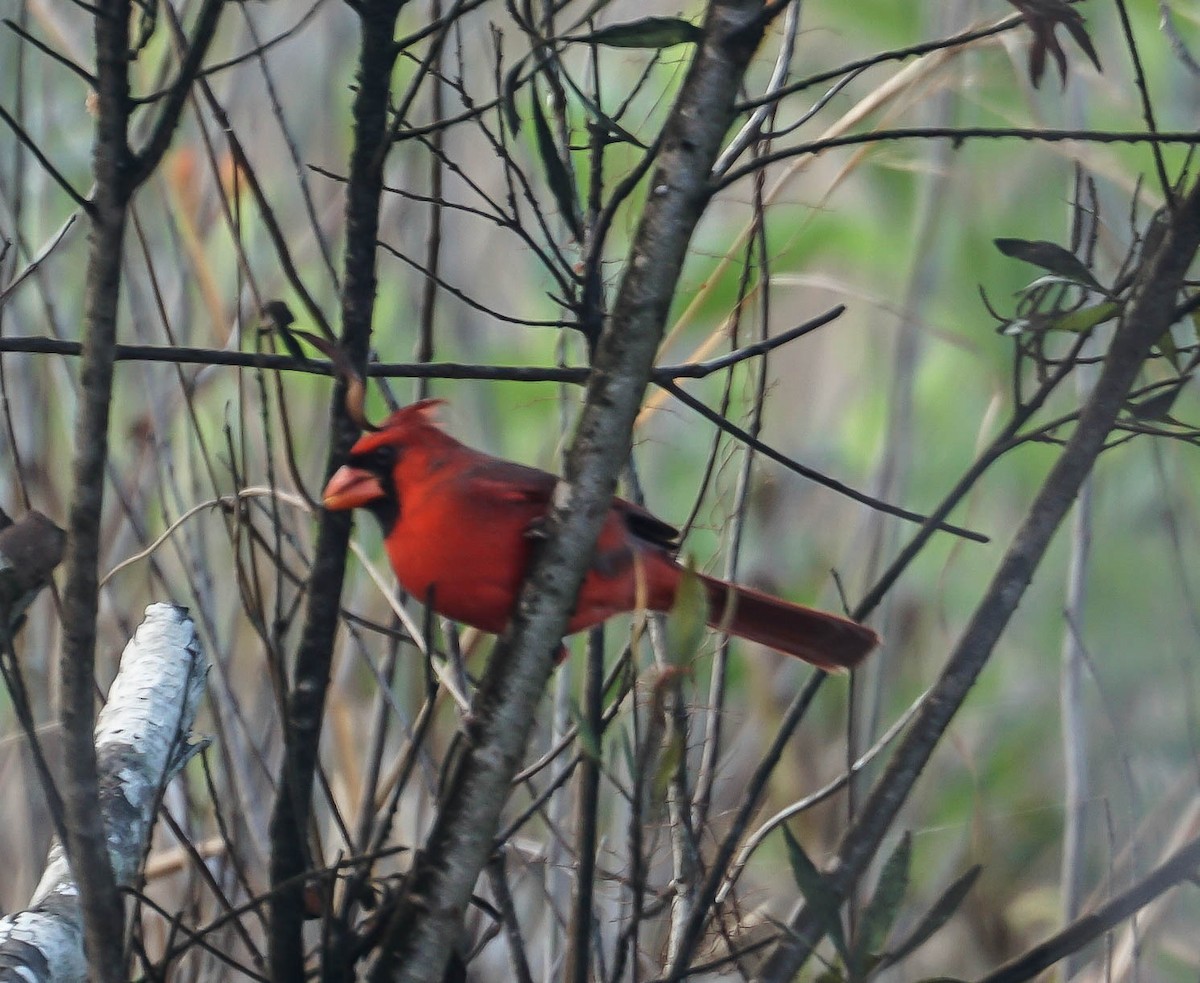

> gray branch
[367,0,778,978]
[756,187,1200,981]
[0,604,208,983]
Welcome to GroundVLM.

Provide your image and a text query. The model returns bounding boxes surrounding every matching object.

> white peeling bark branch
[0,604,208,982]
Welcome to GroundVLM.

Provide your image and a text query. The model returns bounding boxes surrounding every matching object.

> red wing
[461,456,557,507]
[463,457,679,557]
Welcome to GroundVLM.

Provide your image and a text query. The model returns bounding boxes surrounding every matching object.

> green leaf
[998,299,1121,338]
[132,0,159,54]
[781,824,849,962]
[618,725,636,778]
[554,68,647,149]
[1157,324,1181,371]
[994,237,1106,294]
[664,557,707,666]
[567,16,701,48]
[651,727,685,805]
[568,696,602,762]
[852,833,911,976]
[529,82,582,240]
[1045,299,1121,334]
[879,864,982,968]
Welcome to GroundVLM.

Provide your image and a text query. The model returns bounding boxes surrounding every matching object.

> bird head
[322,398,448,518]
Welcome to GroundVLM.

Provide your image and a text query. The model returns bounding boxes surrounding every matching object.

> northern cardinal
[322,399,878,671]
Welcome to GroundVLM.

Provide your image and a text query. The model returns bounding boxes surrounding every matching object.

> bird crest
[379,398,446,433]
[346,398,449,456]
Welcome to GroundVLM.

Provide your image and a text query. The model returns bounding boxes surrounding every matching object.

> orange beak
[322,465,386,511]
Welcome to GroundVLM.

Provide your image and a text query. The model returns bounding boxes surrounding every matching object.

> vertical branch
[565,627,603,983]
[414,0,445,395]
[663,672,699,965]
[1059,475,1092,976]
[266,1,404,977]
[663,671,827,982]
[544,647,573,976]
[565,44,609,976]
[58,4,136,979]
[1059,163,1099,983]
[693,137,771,832]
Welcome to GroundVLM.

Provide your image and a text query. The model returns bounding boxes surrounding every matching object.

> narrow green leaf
[879,864,982,968]
[568,16,701,48]
[569,696,602,762]
[664,557,707,666]
[634,677,670,821]
[529,82,581,240]
[994,237,1106,293]
[851,832,911,979]
[619,725,636,778]
[555,68,647,149]
[1157,324,1181,371]
[781,825,849,962]
[132,0,159,54]
[651,727,684,805]
[1045,299,1121,334]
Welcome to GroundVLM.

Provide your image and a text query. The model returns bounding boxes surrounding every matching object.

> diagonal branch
[0,104,92,213]
[756,169,1200,983]
[128,0,225,188]
[365,0,781,979]
[979,831,1200,983]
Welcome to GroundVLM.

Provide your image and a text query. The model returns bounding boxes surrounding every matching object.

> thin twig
[660,380,989,543]
[717,126,1200,192]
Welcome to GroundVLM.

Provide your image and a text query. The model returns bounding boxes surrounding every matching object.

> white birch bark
[0,603,208,981]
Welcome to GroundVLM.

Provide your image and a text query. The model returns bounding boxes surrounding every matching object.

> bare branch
[980,832,1200,983]
[267,0,407,977]
[58,3,138,977]
[717,126,1200,192]
[365,0,782,977]
[0,105,92,213]
[128,0,225,188]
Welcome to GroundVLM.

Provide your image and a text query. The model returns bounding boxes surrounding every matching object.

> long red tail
[699,574,878,672]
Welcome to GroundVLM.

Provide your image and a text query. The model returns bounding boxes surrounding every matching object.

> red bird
[322,399,878,671]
